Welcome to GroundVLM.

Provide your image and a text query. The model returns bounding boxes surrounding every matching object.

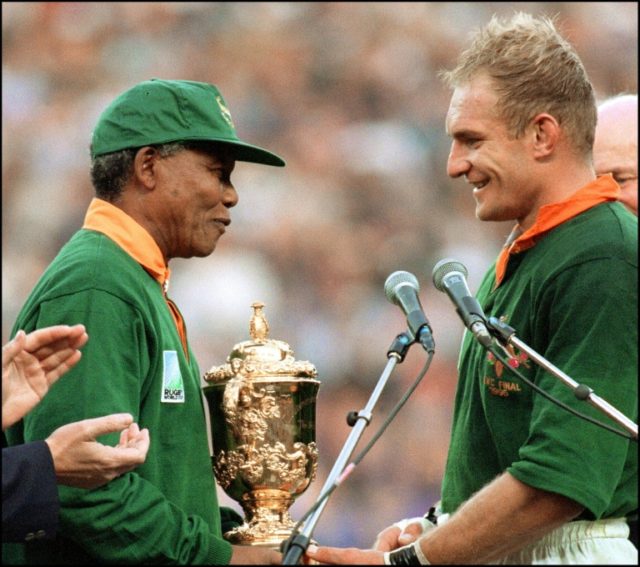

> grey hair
[89,142,188,201]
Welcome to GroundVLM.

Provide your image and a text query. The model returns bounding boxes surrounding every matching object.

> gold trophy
[203,302,320,548]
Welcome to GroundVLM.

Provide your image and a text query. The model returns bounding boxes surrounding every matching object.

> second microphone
[384,271,436,354]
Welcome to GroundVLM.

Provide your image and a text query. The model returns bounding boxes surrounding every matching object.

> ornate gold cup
[203,302,320,547]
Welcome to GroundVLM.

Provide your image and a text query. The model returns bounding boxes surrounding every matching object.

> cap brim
[220,140,285,167]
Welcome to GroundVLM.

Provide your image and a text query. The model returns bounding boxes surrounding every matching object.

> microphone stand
[485,316,638,439]
[281,330,415,565]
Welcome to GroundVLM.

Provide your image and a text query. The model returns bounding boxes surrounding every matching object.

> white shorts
[437,513,637,564]
[489,518,637,565]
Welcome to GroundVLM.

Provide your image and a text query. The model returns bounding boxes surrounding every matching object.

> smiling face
[445,74,543,230]
[151,146,238,260]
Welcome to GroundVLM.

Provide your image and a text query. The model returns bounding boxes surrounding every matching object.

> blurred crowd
[2,1,637,549]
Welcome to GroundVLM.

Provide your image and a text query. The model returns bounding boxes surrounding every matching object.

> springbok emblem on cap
[215,95,235,128]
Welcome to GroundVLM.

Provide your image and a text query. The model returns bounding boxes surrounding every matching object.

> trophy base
[224,525,319,564]
[224,521,297,548]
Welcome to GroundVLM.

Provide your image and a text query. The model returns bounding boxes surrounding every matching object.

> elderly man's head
[593,94,638,215]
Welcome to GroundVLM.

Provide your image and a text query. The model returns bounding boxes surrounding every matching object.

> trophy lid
[204,302,318,383]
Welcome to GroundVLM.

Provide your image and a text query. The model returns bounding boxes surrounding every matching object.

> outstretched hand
[305,516,432,564]
[46,413,150,489]
[305,544,385,565]
[2,325,89,429]
[229,544,282,564]
[373,517,430,551]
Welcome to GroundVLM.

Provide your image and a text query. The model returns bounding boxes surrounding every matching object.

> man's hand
[373,517,431,551]
[229,544,282,564]
[303,516,434,564]
[46,413,150,489]
[2,325,89,429]
[306,544,384,565]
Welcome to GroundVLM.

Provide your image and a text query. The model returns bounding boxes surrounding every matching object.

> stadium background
[2,2,637,549]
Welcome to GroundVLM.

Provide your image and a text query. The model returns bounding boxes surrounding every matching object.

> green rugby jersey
[4,227,233,564]
[442,199,637,521]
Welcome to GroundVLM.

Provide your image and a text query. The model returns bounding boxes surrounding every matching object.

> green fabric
[90,78,285,167]
[3,229,234,564]
[442,201,638,520]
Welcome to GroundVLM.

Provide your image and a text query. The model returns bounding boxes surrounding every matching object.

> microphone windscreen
[432,258,468,292]
[384,271,420,305]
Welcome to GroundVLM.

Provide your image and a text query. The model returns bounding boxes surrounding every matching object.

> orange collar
[495,175,620,288]
[82,198,171,289]
[82,198,188,356]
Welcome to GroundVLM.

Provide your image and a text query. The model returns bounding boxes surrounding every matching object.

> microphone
[431,259,493,347]
[384,271,435,353]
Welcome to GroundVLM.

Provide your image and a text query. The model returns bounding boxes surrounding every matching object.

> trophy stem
[225,489,297,546]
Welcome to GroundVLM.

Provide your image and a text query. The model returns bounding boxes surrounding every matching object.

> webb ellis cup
[203,302,320,547]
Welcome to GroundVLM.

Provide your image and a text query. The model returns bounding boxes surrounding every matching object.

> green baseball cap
[90,78,285,167]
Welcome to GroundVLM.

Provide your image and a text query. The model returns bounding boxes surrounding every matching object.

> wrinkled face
[153,147,238,259]
[593,105,638,215]
[445,75,540,229]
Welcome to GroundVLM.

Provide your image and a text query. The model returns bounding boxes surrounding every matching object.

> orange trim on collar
[494,175,621,288]
[82,198,170,286]
[82,198,188,355]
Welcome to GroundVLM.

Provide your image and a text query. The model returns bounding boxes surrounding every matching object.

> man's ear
[530,113,560,159]
[133,147,159,189]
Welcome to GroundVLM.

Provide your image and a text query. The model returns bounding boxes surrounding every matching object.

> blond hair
[440,12,596,157]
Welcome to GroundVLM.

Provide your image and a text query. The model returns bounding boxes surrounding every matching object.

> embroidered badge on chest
[161,350,185,403]
[482,314,530,398]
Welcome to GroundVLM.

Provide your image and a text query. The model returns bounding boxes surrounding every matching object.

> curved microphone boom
[431,259,493,347]
[384,271,435,353]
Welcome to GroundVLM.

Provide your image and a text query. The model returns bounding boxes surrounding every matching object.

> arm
[2,441,60,542]
[2,418,149,542]
[411,472,583,564]
[307,472,584,564]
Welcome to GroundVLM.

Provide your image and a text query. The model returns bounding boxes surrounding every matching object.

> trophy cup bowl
[203,302,320,548]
